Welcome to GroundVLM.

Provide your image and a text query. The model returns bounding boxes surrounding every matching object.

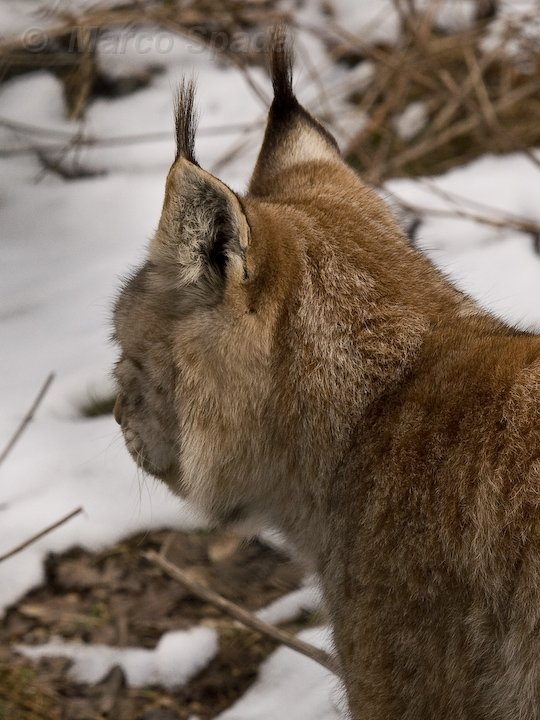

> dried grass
[0,663,61,720]
[0,0,539,236]
[329,2,540,183]
[0,0,285,118]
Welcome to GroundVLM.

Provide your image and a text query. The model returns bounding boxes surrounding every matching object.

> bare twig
[68,27,95,120]
[387,177,540,236]
[391,0,427,40]
[0,119,265,159]
[387,79,539,173]
[0,116,262,141]
[144,549,338,675]
[463,47,498,132]
[0,3,277,108]
[392,197,540,236]
[432,46,497,133]
[0,507,83,564]
[292,18,437,92]
[0,373,54,466]
[210,128,258,175]
[417,178,540,234]
[36,149,103,179]
[521,149,540,171]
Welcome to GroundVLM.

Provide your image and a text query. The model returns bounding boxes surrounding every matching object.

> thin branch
[0,119,264,158]
[0,4,277,108]
[144,549,338,675]
[0,373,54,466]
[0,117,75,139]
[432,46,497,133]
[304,19,439,92]
[521,149,540,171]
[417,178,540,234]
[387,79,539,173]
[463,47,499,132]
[0,507,83,564]
[0,117,262,141]
[392,197,539,236]
[210,130,257,175]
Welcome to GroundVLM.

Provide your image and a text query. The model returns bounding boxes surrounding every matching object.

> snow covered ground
[18,625,219,689]
[1,1,540,717]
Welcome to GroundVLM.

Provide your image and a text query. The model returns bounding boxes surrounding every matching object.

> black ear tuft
[174,79,198,164]
[269,24,297,116]
[248,24,341,196]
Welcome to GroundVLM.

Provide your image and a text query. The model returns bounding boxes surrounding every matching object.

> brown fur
[112,29,540,719]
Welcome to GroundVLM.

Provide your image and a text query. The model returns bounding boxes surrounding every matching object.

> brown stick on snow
[0,372,55,467]
[0,507,83,564]
[143,549,338,675]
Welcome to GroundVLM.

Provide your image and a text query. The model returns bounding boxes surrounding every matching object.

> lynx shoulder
[113,28,540,720]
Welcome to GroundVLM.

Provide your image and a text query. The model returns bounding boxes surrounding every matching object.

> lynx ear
[249,26,340,196]
[151,81,250,287]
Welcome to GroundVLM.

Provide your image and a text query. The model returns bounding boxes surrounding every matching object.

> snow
[18,624,343,719]
[18,625,218,688]
[256,581,323,626]
[425,0,477,32]
[0,1,52,37]
[328,0,477,44]
[325,0,400,45]
[392,101,428,141]
[387,153,540,331]
[217,627,343,720]
[482,0,540,59]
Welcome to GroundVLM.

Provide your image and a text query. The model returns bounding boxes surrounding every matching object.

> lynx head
[112,28,431,530]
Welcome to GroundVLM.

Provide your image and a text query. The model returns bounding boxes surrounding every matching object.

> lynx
[113,29,540,720]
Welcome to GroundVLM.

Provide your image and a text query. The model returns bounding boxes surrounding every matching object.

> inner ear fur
[249,26,341,197]
[151,159,249,286]
[149,78,249,287]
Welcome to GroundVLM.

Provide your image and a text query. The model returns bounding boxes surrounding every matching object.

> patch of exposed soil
[0,529,308,720]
